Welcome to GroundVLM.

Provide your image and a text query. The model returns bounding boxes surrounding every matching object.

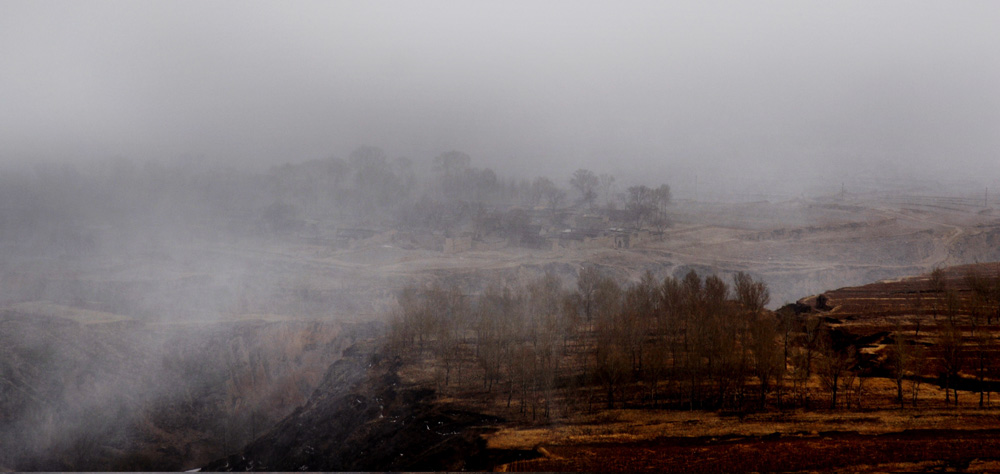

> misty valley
[4,0,999,470]
[2,151,1000,471]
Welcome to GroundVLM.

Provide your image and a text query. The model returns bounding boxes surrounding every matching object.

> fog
[2,1,998,190]
[2,1,1000,470]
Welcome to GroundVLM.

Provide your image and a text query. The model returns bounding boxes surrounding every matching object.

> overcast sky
[1,1,998,191]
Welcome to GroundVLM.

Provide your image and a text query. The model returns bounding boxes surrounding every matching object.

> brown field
[473,258,1000,472]
[487,399,1000,471]
[503,430,1000,472]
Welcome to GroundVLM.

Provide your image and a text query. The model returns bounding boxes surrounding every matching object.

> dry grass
[486,405,1000,451]
[484,369,1000,452]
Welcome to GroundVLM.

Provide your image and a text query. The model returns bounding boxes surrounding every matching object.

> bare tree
[817,333,856,410]
[529,177,559,208]
[971,320,993,407]
[750,314,782,409]
[576,265,603,324]
[734,272,770,315]
[650,184,672,231]
[432,150,472,176]
[935,319,964,406]
[909,344,927,407]
[546,187,567,210]
[527,273,568,418]
[622,272,659,377]
[887,324,914,408]
[594,312,629,409]
[475,281,520,392]
[929,267,947,293]
[774,306,795,377]
[590,277,626,408]
[966,267,1000,324]
[569,169,599,209]
[426,283,468,388]
[625,185,656,229]
[396,285,432,352]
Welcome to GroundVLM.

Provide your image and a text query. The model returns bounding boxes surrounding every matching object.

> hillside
[801,262,1000,406]
[3,191,999,470]
[203,350,526,472]
[203,262,1000,472]
[0,313,367,470]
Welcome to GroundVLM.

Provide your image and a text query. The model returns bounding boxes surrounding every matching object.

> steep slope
[0,312,358,470]
[203,348,520,472]
[791,262,1000,400]
[801,262,1000,335]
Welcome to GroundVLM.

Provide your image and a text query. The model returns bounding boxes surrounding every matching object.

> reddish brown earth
[494,263,1000,472]
[507,430,1000,472]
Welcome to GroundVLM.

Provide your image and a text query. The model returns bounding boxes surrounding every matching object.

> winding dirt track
[871,205,966,268]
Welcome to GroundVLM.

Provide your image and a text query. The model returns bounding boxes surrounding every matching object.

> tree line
[386,268,802,417]
[386,265,1000,417]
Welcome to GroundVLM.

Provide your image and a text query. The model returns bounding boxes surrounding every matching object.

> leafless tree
[817,333,856,410]
[569,169,599,209]
[935,319,964,406]
[625,185,656,229]
[590,277,626,408]
[929,267,947,293]
[475,281,520,393]
[529,177,565,210]
[734,272,770,315]
[887,324,914,408]
[527,273,569,418]
[650,184,672,231]
[576,265,602,324]
[909,345,927,407]
[971,320,993,407]
[750,314,782,409]
[966,267,1000,324]
[432,150,472,176]
[593,317,630,410]
[426,283,468,388]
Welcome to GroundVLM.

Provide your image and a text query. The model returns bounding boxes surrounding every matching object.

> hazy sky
[2,1,998,188]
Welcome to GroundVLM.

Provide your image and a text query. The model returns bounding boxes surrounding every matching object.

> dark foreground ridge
[202,347,532,471]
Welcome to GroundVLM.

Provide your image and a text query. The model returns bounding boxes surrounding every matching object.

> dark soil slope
[203,350,516,472]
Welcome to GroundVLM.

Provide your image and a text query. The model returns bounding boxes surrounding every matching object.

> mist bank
[3,148,993,323]
[0,312,370,471]
[4,149,993,252]
[0,148,674,257]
